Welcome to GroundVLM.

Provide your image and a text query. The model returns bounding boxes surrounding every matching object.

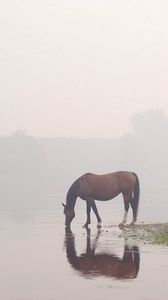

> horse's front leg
[91,200,102,228]
[83,200,91,228]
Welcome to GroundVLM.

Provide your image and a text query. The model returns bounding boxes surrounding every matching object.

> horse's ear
[62,203,66,208]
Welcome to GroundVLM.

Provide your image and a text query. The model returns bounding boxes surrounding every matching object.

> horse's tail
[131,173,140,222]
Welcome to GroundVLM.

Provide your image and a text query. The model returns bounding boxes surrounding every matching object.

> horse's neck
[66,180,79,210]
[66,195,77,211]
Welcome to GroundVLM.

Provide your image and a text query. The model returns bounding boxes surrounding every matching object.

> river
[0,190,168,300]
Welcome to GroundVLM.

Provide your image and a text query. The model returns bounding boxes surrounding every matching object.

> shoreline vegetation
[121,223,168,246]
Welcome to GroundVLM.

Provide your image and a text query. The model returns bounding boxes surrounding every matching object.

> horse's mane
[66,173,92,205]
[66,177,80,206]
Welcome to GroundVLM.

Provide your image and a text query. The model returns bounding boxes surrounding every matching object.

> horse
[65,228,140,279]
[62,171,140,228]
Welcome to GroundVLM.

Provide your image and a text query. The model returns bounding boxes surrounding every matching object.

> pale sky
[1,0,168,138]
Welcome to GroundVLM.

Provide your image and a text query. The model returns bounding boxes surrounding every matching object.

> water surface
[0,191,168,300]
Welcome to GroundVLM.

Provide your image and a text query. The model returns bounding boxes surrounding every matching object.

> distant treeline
[0,110,168,202]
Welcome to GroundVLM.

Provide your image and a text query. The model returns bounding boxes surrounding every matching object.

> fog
[0,110,167,218]
[1,1,168,138]
[1,1,168,219]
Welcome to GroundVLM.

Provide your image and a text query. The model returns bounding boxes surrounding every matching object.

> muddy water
[0,192,168,300]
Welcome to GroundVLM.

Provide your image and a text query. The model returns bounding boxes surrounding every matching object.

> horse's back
[78,171,136,200]
[80,171,135,181]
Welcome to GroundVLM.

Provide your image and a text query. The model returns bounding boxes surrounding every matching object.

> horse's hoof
[129,222,135,226]
[83,224,90,229]
[97,222,102,228]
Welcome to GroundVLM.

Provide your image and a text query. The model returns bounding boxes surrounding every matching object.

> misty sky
[1,0,168,138]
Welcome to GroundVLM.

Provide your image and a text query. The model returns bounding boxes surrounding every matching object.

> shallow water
[0,191,168,300]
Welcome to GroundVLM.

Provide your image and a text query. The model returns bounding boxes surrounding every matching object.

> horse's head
[62,203,75,227]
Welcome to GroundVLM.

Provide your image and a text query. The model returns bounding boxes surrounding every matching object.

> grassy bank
[121,223,168,246]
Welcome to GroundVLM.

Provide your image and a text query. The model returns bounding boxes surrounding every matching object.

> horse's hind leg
[119,193,130,227]
[130,197,137,225]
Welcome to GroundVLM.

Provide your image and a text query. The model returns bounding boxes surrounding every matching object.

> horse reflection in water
[65,229,140,279]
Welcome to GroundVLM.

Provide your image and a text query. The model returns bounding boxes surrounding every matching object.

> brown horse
[65,228,140,279]
[62,171,140,228]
